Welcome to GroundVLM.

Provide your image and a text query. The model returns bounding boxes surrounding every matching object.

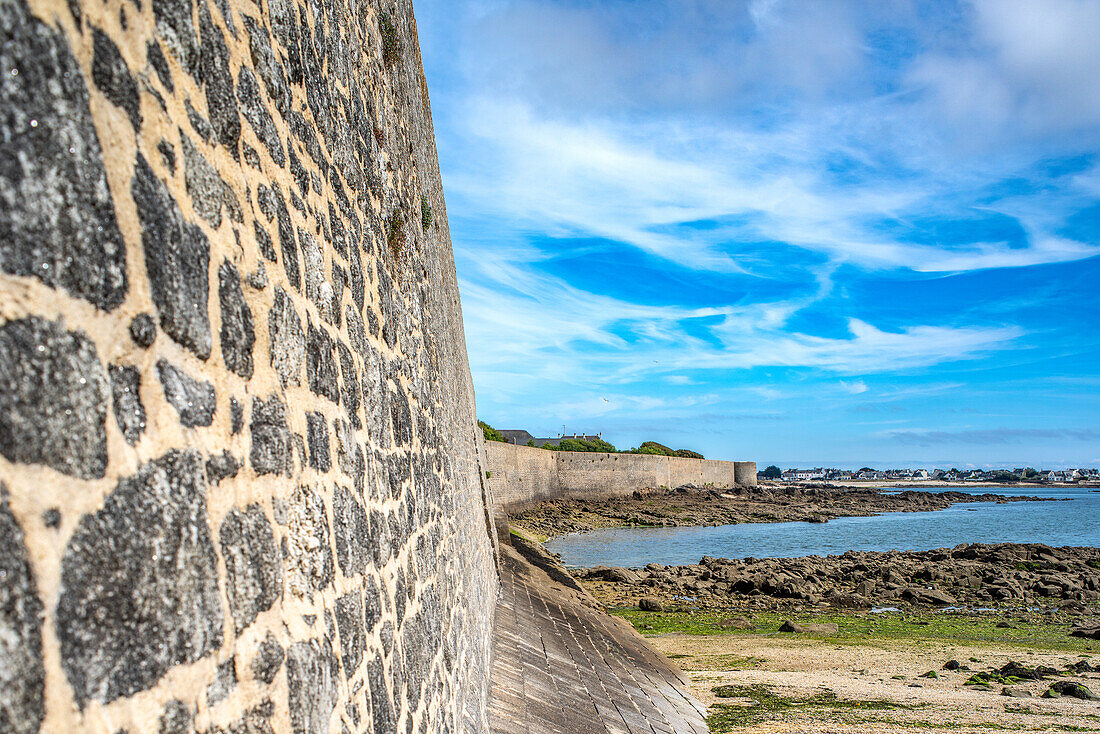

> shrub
[386,210,406,258]
[379,11,400,67]
[761,465,782,479]
[478,420,505,443]
[420,195,432,229]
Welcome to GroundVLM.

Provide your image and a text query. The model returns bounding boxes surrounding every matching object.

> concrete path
[488,537,709,734]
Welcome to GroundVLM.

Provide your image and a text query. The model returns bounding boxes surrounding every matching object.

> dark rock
[236,68,284,166]
[241,15,289,115]
[181,134,241,229]
[367,654,395,733]
[306,322,340,403]
[638,597,663,612]
[226,700,276,734]
[158,700,194,734]
[91,27,141,131]
[1070,625,1100,640]
[332,485,369,578]
[779,620,839,635]
[1001,687,1032,698]
[157,138,177,172]
[206,658,236,706]
[270,187,300,290]
[337,343,361,429]
[335,590,364,678]
[147,40,173,93]
[306,412,330,472]
[268,286,304,387]
[388,383,411,446]
[218,260,255,379]
[251,632,284,684]
[249,395,292,476]
[185,98,215,142]
[943,660,962,670]
[108,364,146,445]
[197,1,239,157]
[0,486,45,734]
[205,450,239,484]
[1047,680,1099,701]
[56,450,223,704]
[286,641,338,734]
[900,587,956,606]
[41,508,61,529]
[230,396,244,435]
[152,0,198,77]
[132,154,212,359]
[254,220,277,263]
[157,359,216,427]
[219,504,279,634]
[129,314,157,348]
[0,1,128,310]
[0,317,108,478]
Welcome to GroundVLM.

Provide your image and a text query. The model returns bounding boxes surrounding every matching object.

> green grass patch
[610,608,1094,652]
[707,684,913,732]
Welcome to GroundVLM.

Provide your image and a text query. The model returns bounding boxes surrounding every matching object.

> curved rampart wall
[485,441,757,513]
[0,0,498,731]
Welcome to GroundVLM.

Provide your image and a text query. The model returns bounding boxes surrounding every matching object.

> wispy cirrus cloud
[886,428,1100,446]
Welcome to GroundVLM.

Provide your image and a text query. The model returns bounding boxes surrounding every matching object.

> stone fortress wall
[0,0,500,731]
[485,441,757,512]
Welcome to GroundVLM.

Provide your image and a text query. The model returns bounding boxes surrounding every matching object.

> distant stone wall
[486,442,756,512]
[0,0,498,731]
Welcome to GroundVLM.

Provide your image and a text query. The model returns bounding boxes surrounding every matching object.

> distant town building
[498,430,603,448]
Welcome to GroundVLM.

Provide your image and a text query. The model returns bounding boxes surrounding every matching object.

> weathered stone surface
[220,504,280,634]
[269,286,304,387]
[0,487,45,734]
[205,450,239,484]
[157,359,216,427]
[133,154,212,359]
[251,632,284,684]
[158,700,194,734]
[218,260,255,379]
[198,1,239,157]
[152,0,198,77]
[306,411,330,472]
[56,450,223,704]
[337,343,361,429]
[367,653,395,733]
[91,27,141,131]
[147,39,174,93]
[0,0,128,310]
[241,15,289,115]
[250,395,292,476]
[206,658,236,706]
[306,322,340,403]
[254,219,276,261]
[286,641,338,734]
[181,134,241,229]
[230,396,244,435]
[0,317,108,478]
[185,97,215,142]
[334,591,363,679]
[236,68,284,166]
[227,700,276,734]
[332,485,369,578]
[285,485,334,596]
[108,364,146,445]
[129,313,157,348]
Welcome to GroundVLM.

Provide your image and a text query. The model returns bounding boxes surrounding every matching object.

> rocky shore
[576,543,1100,615]
[510,483,1057,539]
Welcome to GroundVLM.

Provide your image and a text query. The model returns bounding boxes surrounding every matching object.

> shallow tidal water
[544,486,1100,569]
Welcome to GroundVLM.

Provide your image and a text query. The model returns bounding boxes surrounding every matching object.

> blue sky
[414,0,1100,469]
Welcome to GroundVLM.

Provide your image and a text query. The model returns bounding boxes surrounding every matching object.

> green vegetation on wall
[624,441,704,459]
[479,420,506,443]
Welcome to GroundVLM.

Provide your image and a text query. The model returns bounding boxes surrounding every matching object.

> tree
[858,467,875,474]
[761,465,782,479]
[478,420,505,443]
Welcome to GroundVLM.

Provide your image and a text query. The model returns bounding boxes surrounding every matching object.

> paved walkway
[488,536,709,734]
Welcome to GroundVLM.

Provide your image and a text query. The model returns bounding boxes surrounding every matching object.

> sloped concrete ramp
[489,536,709,734]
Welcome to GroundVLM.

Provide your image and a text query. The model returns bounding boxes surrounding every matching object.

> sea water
[543,486,1100,569]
